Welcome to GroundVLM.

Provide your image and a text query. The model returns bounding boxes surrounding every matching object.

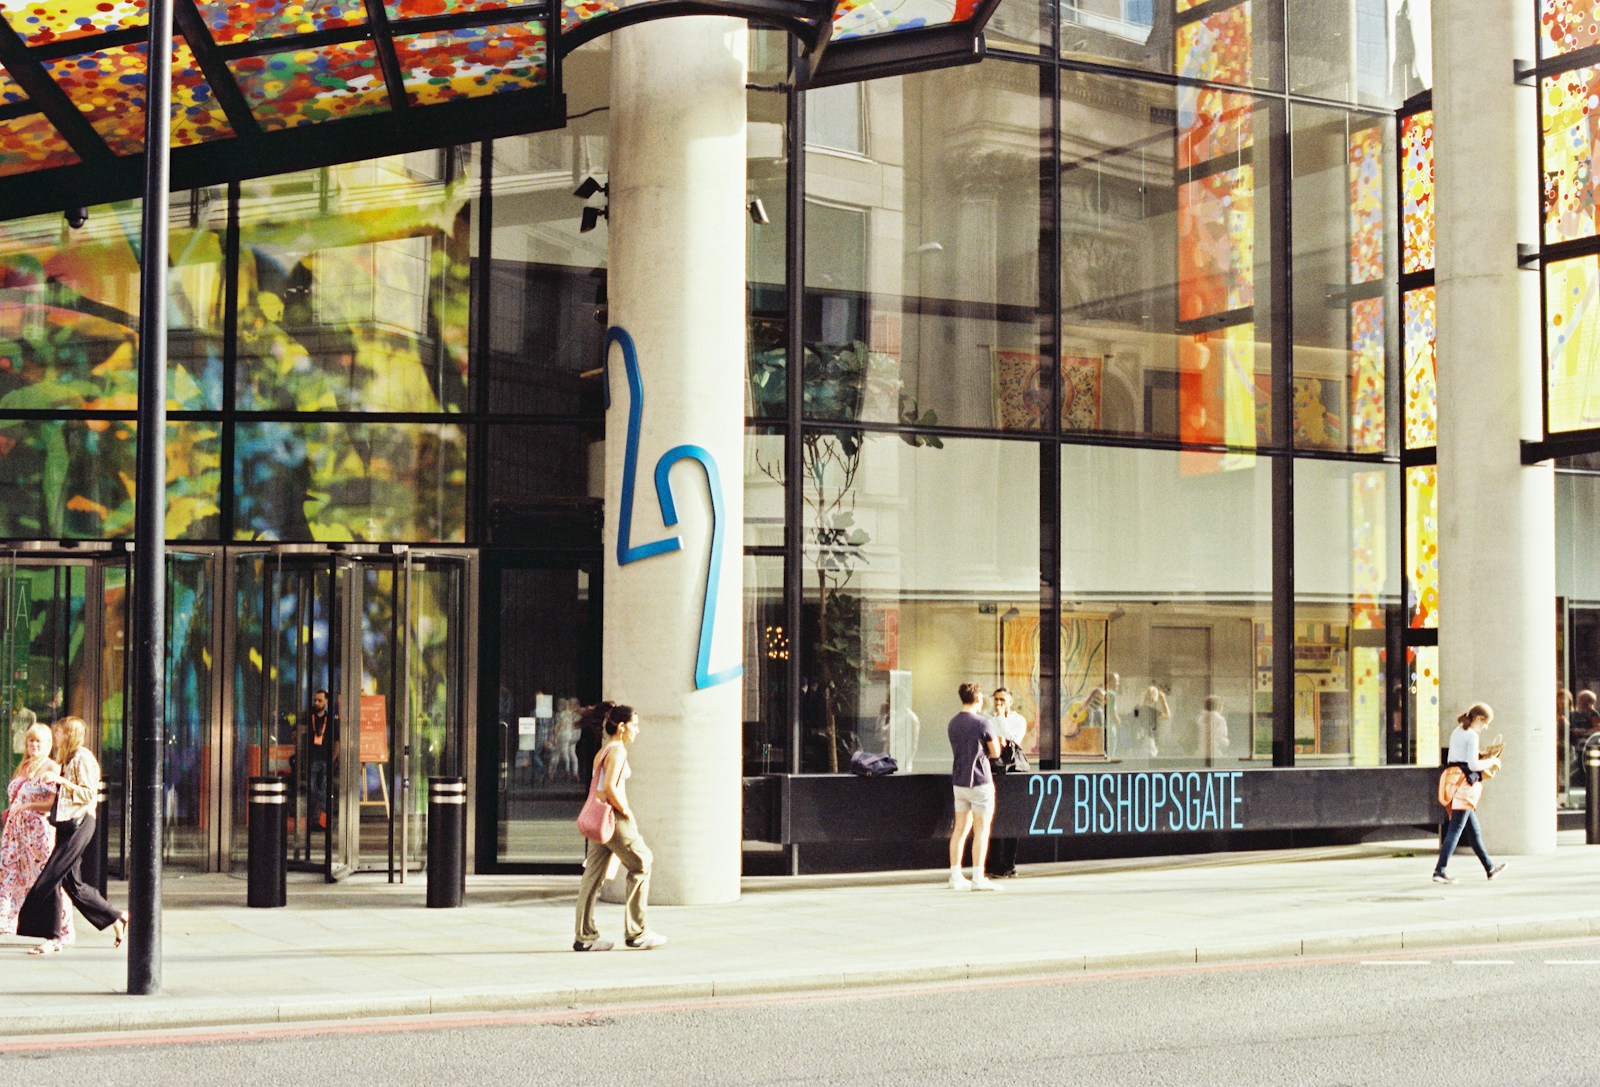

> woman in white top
[16,716,127,954]
[572,702,666,952]
[1433,702,1506,884]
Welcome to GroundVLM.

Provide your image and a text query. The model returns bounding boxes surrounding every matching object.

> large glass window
[800,61,1045,432]
[799,433,1041,773]
[1287,0,1433,107]
[1060,445,1271,768]
[1290,105,1393,455]
[485,123,609,417]
[1061,0,1284,88]
[235,151,476,414]
[1294,459,1400,765]
[1060,69,1276,446]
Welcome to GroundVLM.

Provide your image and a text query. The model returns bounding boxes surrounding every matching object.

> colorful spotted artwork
[1541,0,1600,58]
[1408,645,1440,763]
[1348,124,1384,284]
[0,0,147,46]
[1177,85,1252,172]
[393,22,547,106]
[1546,254,1600,432]
[559,0,616,33]
[1177,2,1252,87]
[230,41,391,130]
[1348,297,1385,454]
[44,40,233,154]
[0,112,79,177]
[1177,166,1254,322]
[1401,111,1433,274]
[832,0,984,42]
[195,0,368,47]
[0,65,26,106]
[1350,469,1386,631]
[1541,65,1600,244]
[1406,464,1437,630]
[1179,322,1257,454]
[386,0,517,20]
[1403,286,1436,448]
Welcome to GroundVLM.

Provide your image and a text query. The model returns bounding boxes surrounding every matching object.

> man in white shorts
[947,681,1000,891]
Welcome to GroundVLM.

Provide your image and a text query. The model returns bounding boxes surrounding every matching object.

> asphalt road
[3,938,1597,1087]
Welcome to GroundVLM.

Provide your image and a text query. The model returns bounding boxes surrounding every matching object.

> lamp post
[128,0,172,996]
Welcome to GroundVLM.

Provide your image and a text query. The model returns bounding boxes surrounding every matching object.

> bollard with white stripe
[426,777,466,908]
[247,776,287,908]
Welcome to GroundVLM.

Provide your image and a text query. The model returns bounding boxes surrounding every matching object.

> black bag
[993,740,1030,774]
[849,750,899,776]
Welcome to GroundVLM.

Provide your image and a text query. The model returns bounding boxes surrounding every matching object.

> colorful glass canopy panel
[0,64,24,104]
[195,0,367,46]
[1541,0,1600,59]
[559,0,614,32]
[393,22,547,105]
[230,40,390,129]
[4,0,148,45]
[832,0,984,42]
[46,40,232,154]
[0,110,78,175]
[386,0,515,18]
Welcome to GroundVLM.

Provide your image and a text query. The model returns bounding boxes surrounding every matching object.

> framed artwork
[991,349,1103,431]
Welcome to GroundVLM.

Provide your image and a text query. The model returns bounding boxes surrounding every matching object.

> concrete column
[1434,0,1555,853]
[603,17,748,904]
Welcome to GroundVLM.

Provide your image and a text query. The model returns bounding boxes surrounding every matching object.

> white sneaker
[625,930,668,950]
[948,871,970,891]
[970,876,1000,892]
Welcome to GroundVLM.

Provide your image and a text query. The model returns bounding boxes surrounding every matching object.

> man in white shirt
[985,687,1029,879]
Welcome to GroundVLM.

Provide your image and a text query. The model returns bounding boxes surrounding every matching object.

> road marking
[1452,960,1514,965]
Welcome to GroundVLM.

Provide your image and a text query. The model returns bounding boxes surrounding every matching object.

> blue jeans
[1435,808,1493,874]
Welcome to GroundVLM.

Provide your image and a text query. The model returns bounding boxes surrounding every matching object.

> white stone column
[1434,0,1555,854]
[603,17,748,904]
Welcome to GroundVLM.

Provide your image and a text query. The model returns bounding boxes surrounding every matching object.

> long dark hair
[578,701,636,740]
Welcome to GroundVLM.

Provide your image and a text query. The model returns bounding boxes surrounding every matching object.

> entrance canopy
[0,0,999,217]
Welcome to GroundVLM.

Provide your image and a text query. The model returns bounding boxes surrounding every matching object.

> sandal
[111,912,128,949]
[28,939,62,956]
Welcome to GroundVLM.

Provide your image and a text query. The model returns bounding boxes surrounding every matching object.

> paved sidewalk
[1,831,1597,1037]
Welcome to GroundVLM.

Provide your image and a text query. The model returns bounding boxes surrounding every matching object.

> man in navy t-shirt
[947,681,1000,891]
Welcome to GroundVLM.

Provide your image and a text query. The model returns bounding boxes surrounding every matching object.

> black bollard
[426,777,466,908]
[1587,747,1600,846]
[247,777,287,908]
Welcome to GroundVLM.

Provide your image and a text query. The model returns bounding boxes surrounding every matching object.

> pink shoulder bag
[577,755,616,843]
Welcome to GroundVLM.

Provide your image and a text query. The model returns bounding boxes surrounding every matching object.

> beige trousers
[574,816,652,944]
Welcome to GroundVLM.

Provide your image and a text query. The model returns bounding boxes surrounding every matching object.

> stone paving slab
[0,833,1595,1037]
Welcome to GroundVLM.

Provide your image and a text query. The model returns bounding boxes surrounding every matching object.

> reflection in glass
[800,63,1043,431]
[234,421,467,541]
[236,153,475,413]
[1294,460,1399,765]
[799,433,1040,773]
[1287,0,1432,107]
[743,554,787,775]
[1061,69,1272,444]
[1061,444,1270,768]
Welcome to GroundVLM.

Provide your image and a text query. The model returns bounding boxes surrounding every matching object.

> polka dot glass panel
[0,64,26,106]
[385,0,517,19]
[1403,286,1435,449]
[44,40,233,155]
[1177,2,1252,86]
[832,0,985,43]
[229,40,391,130]
[1348,124,1384,285]
[1,0,147,46]
[1349,297,1385,455]
[195,0,368,47]
[559,0,616,32]
[1541,0,1600,59]
[1401,111,1433,274]
[1406,465,1437,630]
[1546,253,1600,433]
[0,112,78,177]
[392,21,548,106]
[1541,65,1600,244]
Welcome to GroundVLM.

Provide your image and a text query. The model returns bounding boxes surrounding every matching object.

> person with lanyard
[1433,701,1507,885]
[306,689,337,831]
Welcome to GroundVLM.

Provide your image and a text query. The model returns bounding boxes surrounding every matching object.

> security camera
[64,207,88,230]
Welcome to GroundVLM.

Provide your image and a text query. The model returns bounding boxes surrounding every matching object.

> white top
[991,710,1027,746]
[1197,711,1229,758]
[1446,725,1492,771]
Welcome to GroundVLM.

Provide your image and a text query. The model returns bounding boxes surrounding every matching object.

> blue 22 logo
[604,326,742,690]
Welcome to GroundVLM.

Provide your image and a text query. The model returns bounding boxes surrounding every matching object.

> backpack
[849,750,899,777]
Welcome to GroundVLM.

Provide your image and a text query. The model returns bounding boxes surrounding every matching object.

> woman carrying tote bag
[572,702,666,952]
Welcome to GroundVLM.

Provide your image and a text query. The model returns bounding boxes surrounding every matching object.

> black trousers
[17,814,121,938]
[986,835,1018,875]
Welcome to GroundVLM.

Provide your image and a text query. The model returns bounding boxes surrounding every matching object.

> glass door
[477,556,601,870]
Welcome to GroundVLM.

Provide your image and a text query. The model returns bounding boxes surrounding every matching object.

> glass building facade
[1,0,1592,875]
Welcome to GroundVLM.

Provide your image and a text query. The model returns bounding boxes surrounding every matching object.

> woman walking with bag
[0,723,74,941]
[1433,702,1507,885]
[17,717,127,954]
[572,702,666,952]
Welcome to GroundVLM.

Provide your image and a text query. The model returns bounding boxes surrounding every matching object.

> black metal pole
[1586,746,1599,845]
[128,0,172,996]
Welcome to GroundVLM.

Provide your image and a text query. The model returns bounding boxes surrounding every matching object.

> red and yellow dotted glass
[0,112,79,177]
[392,22,547,106]
[44,40,233,155]
[229,40,390,130]
[1,0,147,47]
[194,0,369,47]
[1401,111,1433,274]
[1541,0,1600,59]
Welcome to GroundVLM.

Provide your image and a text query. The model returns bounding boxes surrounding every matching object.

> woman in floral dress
[0,723,73,941]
